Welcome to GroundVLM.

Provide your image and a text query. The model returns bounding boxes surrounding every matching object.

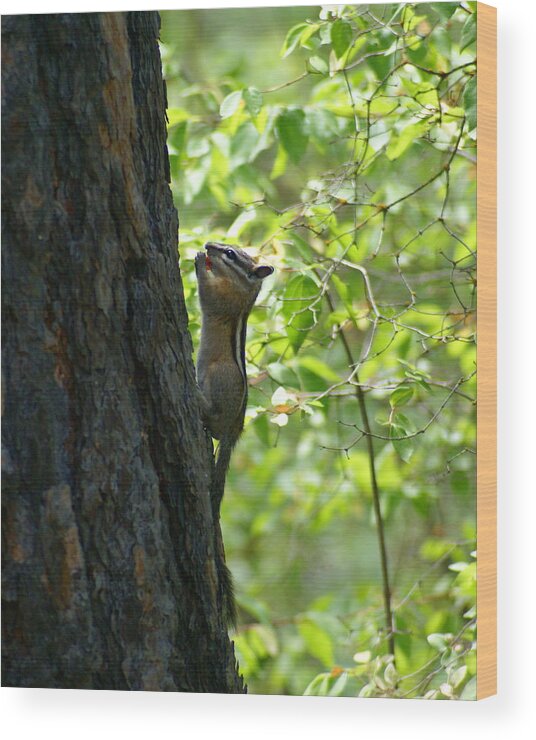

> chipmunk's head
[195,242,274,318]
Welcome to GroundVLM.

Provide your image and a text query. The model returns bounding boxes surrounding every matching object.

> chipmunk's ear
[254,264,274,280]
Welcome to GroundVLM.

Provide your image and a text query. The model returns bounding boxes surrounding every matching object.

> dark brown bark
[1,11,244,693]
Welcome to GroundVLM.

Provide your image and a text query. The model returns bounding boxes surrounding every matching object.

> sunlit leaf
[281,22,308,58]
[384,661,398,688]
[451,665,467,688]
[307,55,328,74]
[427,633,448,652]
[328,671,348,696]
[220,90,243,119]
[303,672,330,696]
[448,561,469,572]
[460,676,477,700]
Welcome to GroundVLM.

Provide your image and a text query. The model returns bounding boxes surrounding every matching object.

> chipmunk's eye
[224,248,237,261]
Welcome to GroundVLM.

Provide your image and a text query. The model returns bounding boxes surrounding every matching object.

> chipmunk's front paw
[194,251,206,275]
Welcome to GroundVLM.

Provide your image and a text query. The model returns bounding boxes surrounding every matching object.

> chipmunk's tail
[212,436,234,516]
[215,540,237,627]
[212,436,237,626]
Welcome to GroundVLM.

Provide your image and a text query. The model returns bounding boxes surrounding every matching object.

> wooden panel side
[476,1,497,701]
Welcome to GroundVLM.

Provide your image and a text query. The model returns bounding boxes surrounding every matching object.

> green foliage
[161,2,477,699]
[275,109,309,164]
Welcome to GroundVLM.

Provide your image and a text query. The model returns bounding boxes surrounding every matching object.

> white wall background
[1,1,534,738]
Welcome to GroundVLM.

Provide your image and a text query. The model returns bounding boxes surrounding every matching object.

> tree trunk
[1,11,244,693]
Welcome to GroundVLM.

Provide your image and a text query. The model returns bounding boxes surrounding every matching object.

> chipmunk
[195,241,274,622]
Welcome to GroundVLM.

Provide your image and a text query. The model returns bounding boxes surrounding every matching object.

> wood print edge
[476,1,497,701]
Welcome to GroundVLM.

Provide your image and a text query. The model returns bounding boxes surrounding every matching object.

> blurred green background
[160,3,477,699]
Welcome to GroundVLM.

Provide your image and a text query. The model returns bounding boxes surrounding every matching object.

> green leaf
[166,108,190,127]
[252,413,270,447]
[460,675,477,700]
[235,593,271,624]
[366,38,395,78]
[227,208,257,238]
[230,122,259,168]
[276,109,309,164]
[329,672,348,696]
[460,11,477,53]
[298,619,334,667]
[267,361,301,389]
[359,682,375,698]
[330,272,350,302]
[451,470,470,497]
[389,385,414,408]
[448,561,469,572]
[282,274,317,353]
[330,19,353,59]
[243,87,263,117]
[451,665,467,688]
[384,661,399,688]
[182,157,211,204]
[427,633,448,652]
[306,108,341,143]
[168,154,179,181]
[297,356,340,384]
[307,55,328,74]
[169,120,187,155]
[210,131,230,157]
[303,672,330,696]
[464,75,477,131]
[281,22,308,58]
[233,632,259,676]
[248,624,278,658]
[389,419,415,463]
[270,144,288,180]
[386,120,428,160]
[300,23,321,48]
[186,136,210,158]
[434,3,460,21]
[220,90,243,119]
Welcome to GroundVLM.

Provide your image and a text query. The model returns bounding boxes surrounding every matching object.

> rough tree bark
[1,11,244,693]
